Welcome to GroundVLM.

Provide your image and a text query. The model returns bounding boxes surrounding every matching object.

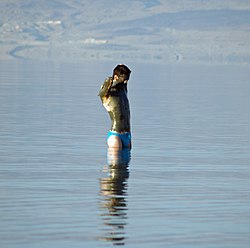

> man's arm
[98,77,113,98]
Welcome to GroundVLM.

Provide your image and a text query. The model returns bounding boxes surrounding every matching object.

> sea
[0,60,250,247]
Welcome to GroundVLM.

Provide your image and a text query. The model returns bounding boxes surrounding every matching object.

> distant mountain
[1,0,250,64]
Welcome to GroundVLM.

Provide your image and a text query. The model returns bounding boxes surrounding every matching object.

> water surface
[0,61,250,247]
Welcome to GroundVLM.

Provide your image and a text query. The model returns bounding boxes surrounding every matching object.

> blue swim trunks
[107,131,131,147]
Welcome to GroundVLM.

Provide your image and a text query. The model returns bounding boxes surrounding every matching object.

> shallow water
[0,60,250,247]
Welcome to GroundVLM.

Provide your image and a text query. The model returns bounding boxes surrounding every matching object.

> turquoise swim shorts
[107,131,131,147]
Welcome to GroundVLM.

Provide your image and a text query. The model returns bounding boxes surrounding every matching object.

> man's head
[113,64,131,83]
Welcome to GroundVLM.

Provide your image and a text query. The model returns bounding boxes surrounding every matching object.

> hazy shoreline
[1,0,250,65]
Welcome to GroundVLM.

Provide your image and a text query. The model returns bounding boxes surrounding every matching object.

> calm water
[0,60,250,247]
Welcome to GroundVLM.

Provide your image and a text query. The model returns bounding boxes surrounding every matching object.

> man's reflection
[99,148,131,246]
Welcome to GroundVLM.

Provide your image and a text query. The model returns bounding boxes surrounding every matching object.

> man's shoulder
[98,77,113,98]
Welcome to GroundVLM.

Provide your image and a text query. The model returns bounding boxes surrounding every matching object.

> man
[98,64,132,149]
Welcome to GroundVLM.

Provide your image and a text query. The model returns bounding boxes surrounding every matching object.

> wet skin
[98,77,130,133]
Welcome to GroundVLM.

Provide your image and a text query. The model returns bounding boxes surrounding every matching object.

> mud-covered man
[98,64,132,149]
